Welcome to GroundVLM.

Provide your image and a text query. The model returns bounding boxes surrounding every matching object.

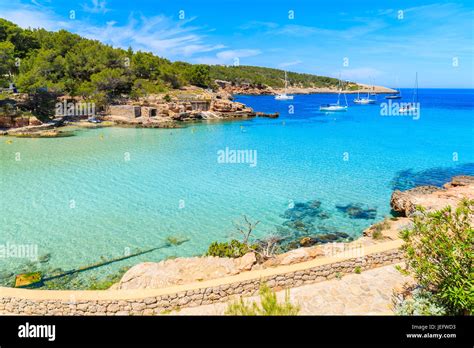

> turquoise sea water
[1,88,473,288]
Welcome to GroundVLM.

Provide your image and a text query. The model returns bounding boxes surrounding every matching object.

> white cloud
[82,0,110,14]
[0,7,71,31]
[193,49,261,65]
[0,2,226,59]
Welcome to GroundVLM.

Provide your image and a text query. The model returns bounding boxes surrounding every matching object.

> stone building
[141,106,157,118]
[109,105,141,118]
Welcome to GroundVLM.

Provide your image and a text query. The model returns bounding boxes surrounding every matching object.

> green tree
[160,64,185,89]
[188,64,211,88]
[0,19,39,57]
[16,49,66,93]
[0,41,15,80]
[131,51,164,79]
[130,78,167,99]
[90,68,130,96]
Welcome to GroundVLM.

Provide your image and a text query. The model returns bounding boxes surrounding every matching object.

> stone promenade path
[171,264,412,315]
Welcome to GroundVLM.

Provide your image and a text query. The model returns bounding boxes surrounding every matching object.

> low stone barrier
[0,240,404,315]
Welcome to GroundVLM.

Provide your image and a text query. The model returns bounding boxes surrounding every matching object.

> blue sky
[1,0,473,87]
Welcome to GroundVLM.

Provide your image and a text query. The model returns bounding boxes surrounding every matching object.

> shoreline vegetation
[1,18,394,136]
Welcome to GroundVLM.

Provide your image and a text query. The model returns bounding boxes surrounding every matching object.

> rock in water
[299,236,314,247]
[38,253,51,263]
[336,203,377,219]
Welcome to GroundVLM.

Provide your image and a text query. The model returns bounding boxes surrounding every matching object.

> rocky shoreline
[0,86,280,136]
[0,79,398,136]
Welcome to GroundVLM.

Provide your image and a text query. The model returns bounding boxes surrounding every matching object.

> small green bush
[205,239,254,258]
[225,284,300,315]
[372,229,383,240]
[399,199,473,315]
[395,288,447,315]
[370,219,390,239]
[354,266,362,274]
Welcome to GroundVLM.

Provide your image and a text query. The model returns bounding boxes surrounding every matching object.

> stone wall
[0,248,403,316]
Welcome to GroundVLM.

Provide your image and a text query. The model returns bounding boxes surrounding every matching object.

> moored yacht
[320,76,348,112]
[275,71,294,100]
[354,91,376,104]
[399,73,419,114]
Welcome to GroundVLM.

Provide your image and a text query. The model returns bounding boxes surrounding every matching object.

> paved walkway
[172,264,412,315]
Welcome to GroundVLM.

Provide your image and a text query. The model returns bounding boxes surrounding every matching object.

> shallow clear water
[1,89,473,288]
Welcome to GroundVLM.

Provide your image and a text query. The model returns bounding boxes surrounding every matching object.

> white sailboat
[320,77,348,112]
[275,71,294,100]
[399,73,419,114]
[354,92,376,104]
[354,80,376,104]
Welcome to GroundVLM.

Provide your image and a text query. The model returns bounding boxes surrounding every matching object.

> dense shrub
[398,199,473,315]
[225,284,300,315]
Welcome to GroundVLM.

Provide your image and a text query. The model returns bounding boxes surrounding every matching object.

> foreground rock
[390,175,474,217]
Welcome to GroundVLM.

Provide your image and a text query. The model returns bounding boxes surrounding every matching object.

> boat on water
[354,79,376,104]
[353,91,376,104]
[275,71,294,100]
[320,77,348,112]
[399,73,419,114]
[385,77,402,99]
[319,104,347,112]
[275,93,293,100]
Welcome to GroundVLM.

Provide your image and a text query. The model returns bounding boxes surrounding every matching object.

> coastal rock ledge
[390,175,474,217]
